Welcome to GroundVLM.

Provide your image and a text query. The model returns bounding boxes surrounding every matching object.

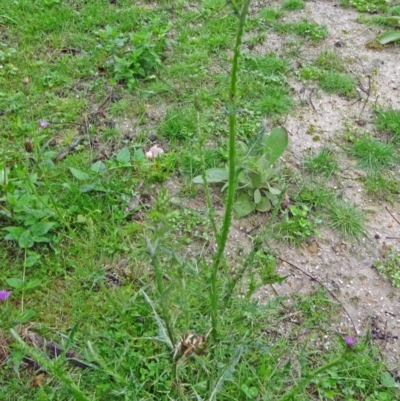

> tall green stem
[209,0,251,340]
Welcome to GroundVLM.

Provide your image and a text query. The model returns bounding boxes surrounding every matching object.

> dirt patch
[246,0,400,369]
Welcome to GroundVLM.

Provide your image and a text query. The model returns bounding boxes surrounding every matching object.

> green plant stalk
[209,0,251,341]
[278,354,346,401]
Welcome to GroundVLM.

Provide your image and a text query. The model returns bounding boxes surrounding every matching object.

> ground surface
[1,0,400,399]
[256,0,400,369]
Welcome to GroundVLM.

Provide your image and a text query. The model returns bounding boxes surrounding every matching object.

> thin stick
[308,88,317,112]
[386,206,400,226]
[278,257,357,336]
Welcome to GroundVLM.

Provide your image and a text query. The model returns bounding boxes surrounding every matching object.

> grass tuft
[282,0,306,11]
[296,182,336,208]
[327,200,366,239]
[319,72,356,96]
[259,7,284,22]
[365,173,400,200]
[376,108,400,138]
[304,148,339,177]
[350,138,395,171]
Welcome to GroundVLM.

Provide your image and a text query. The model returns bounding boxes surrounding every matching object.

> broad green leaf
[377,31,400,44]
[39,158,55,172]
[17,309,36,323]
[256,196,272,212]
[6,277,24,289]
[234,194,255,218]
[79,181,107,193]
[263,127,288,165]
[237,170,251,185]
[16,193,31,209]
[69,167,90,181]
[380,371,399,388]
[254,188,262,204]
[18,230,34,248]
[30,222,55,236]
[192,168,229,184]
[133,148,145,162]
[268,186,281,195]
[266,192,279,205]
[116,147,131,164]
[3,226,25,241]
[24,279,41,290]
[248,171,261,188]
[25,253,40,267]
[386,17,400,26]
[91,160,107,173]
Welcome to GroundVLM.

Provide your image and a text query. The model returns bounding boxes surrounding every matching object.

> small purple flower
[345,336,356,346]
[0,290,11,302]
[39,120,49,128]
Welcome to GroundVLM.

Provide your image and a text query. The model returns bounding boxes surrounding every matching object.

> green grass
[282,0,306,11]
[316,50,346,72]
[295,181,336,209]
[160,106,198,141]
[258,7,284,22]
[350,138,396,171]
[365,173,400,201]
[327,200,367,239]
[319,72,356,97]
[375,247,400,288]
[304,148,339,177]
[376,108,400,139]
[340,0,390,13]
[275,20,328,41]
[0,1,398,400]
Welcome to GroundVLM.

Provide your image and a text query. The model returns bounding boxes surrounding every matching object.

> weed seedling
[275,204,318,245]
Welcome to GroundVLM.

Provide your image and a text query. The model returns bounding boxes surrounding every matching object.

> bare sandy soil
[249,0,400,370]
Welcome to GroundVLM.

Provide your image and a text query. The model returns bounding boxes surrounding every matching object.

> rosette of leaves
[193,126,288,217]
